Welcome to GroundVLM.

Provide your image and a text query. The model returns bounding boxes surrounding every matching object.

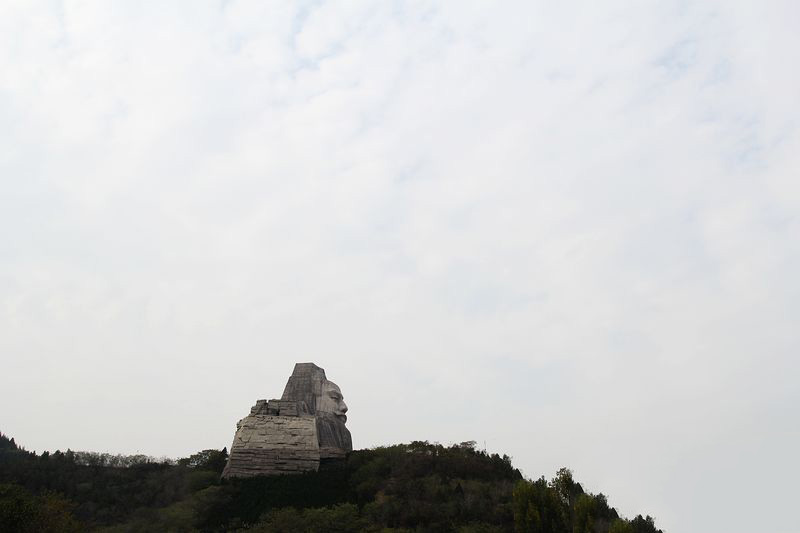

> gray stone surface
[222,363,352,478]
[280,363,327,414]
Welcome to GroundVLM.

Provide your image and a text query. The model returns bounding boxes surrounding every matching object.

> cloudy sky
[1,1,799,531]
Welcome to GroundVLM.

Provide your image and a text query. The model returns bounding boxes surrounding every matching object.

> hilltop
[0,432,662,532]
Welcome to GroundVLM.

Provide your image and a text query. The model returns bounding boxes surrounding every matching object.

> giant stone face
[317,380,348,422]
[280,363,352,457]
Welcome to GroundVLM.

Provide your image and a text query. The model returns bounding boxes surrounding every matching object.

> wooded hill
[0,432,662,532]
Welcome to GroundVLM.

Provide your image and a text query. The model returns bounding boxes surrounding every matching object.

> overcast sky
[1,1,799,531]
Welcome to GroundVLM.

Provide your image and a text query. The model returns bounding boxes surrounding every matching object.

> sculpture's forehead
[322,381,341,394]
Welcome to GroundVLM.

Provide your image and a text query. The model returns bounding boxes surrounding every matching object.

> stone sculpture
[222,363,352,478]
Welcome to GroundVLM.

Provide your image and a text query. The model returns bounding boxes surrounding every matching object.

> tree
[512,478,568,533]
[177,448,228,473]
[0,484,81,533]
[630,514,663,533]
[609,519,635,533]
[551,467,579,506]
[251,504,366,533]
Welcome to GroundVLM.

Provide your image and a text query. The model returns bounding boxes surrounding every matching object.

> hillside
[0,432,662,532]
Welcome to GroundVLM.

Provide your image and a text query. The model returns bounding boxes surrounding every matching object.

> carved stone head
[280,363,352,454]
[316,379,348,423]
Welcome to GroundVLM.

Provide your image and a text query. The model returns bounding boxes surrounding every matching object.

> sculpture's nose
[340,400,348,413]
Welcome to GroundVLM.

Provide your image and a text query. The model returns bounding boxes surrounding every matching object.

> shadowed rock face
[222,363,352,478]
[280,363,327,415]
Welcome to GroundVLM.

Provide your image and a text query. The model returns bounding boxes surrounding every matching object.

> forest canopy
[0,432,662,532]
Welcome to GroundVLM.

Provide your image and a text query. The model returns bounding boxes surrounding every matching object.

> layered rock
[222,363,352,478]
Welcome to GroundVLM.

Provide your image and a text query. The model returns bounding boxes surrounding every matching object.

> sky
[1,1,799,531]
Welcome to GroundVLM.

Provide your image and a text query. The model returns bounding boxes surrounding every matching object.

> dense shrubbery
[0,432,662,532]
[510,468,660,533]
[0,483,82,533]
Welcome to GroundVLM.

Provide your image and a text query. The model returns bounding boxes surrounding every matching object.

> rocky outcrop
[222,363,352,478]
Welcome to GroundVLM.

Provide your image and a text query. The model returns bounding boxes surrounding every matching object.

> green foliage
[0,435,222,529]
[512,477,568,533]
[629,515,663,533]
[177,448,228,473]
[609,519,635,533]
[249,503,366,532]
[0,432,663,532]
[510,469,654,533]
[572,493,618,533]
[551,467,581,506]
[0,483,81,533]
[0,433,20,452]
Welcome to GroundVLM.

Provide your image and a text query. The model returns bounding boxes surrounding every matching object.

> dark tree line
[512,468,662,533]
[0,432,663,532]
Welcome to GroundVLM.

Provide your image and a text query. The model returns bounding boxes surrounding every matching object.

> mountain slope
[0,432,662,532]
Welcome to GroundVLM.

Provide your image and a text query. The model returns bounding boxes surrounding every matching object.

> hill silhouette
[0,432,662,532]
